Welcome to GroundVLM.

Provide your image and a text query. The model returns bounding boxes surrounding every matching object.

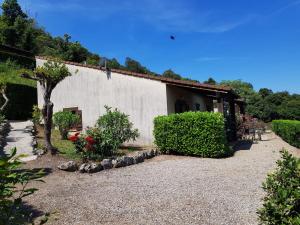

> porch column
[217,98,224,114]
[229,99,237,141]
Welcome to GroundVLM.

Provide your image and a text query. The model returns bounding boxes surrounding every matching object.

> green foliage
[53,111,80,139]
[34,60,71,85]
[259,88,273,98]
[125,57,153,74]
[272,120,300,148]
[222,80,300,122]
[258,150,300,225]
[153,112,230,158]
[203,77,217,85]
[0,61,36,120]
[32,105,41,125]
[87,106,139,157]
[162,69,182,80]
[0,61,35,87]
[0,148,45,225]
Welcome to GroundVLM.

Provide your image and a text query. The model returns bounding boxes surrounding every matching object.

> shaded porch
[165,83,243,141]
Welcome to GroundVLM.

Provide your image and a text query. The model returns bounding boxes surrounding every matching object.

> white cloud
[17,0,256,33]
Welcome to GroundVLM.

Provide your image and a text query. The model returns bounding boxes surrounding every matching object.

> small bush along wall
[153,112,230,158]
[272,120,300,148]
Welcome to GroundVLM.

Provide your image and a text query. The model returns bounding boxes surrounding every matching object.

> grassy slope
[0,62,36,88]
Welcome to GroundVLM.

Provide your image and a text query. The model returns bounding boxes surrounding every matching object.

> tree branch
[0,91,9,112]
[20,73,42,81]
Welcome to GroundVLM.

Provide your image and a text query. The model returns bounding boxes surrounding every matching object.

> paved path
[25,132,299,225]
[4,120,37,161]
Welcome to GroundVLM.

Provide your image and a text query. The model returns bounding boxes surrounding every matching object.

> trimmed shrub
[53,111,80,140]
[272,120,300,148]
[153,112,230,158]
[258,150,300,224]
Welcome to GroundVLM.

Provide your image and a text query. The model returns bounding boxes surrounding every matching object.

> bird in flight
[170,35,175,40]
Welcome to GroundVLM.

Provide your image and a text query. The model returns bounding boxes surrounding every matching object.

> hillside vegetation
[0,61,35,87]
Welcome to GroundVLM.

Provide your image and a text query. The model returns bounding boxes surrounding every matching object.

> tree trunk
[42,89,57,155]
[0,91,9,112]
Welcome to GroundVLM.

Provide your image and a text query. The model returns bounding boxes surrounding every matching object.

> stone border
[58,149,160,173]
[0,120,10,151]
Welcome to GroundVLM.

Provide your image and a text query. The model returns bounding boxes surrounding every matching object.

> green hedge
[272,120,300,148]
[153,112,230,158]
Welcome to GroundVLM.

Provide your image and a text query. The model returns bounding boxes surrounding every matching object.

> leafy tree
[21,60,71,154]
[203,77,217,85]
[125,57,152,74]
[1,0,27,25]
[259,88,273,98]
[86,53,100,65]
[106,58,121,69]
[162,69,182,80]
[220,79,255,97]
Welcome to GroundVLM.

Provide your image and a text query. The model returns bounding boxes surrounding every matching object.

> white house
[36,57,242,146]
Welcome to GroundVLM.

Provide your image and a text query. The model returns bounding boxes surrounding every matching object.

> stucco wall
[37,59,168,146]
[166,85,207,114]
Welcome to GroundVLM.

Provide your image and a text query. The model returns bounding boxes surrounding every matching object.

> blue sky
[5,0,300,93]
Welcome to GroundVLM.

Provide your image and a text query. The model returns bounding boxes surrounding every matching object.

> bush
[153,112,230,158]
[272,120,300,148]
[258,150,300,224]
[53,111,80,140]
[0,148,44,225]
[84,106,139,157]
[69,133,98,161]
[32,105,41,126]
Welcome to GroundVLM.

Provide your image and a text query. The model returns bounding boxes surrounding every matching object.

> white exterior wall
[37,59,168,146]
[166,85,207,114]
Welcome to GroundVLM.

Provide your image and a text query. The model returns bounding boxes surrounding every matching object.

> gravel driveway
[25,132,299,225]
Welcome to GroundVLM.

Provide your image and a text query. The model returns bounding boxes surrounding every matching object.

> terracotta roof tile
[36,56,233,94]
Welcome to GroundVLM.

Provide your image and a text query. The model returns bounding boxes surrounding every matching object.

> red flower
[85,136,95,144]
[69,135,78,142]
[75,132,80,136]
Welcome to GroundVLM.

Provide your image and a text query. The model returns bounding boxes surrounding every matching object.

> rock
[113,157,127,168]
[79,163,88,173]
[133,153,144,164]
[58,161,78,172]
[79,163,102,173]
[145,150,155,159]
[32,139,38,148]
[123,156,134,166]
[87,163,102,173]
[34,148,46,156]
[101,159,113,170]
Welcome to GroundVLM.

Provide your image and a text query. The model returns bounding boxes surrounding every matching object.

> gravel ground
[24,132,299,225]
